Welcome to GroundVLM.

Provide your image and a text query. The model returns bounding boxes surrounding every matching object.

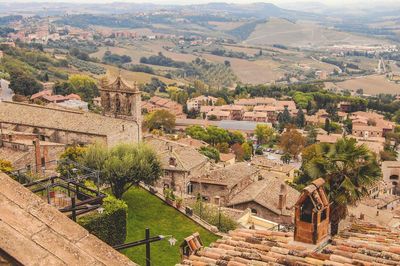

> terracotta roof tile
[0,173,136,265]
[0,101,137,138]
[227,175,300,216]
[182,221,400,266]
[191,163,258,188]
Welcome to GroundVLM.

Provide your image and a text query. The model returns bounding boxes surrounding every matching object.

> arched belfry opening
[99,73,142,140]
[99,74,141,121]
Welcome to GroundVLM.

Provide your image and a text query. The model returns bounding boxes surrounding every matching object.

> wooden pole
[145,228,150,266]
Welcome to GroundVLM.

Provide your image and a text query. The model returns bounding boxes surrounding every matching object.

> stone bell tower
[99,74,142,139]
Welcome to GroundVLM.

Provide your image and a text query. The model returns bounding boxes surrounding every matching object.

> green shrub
[255,147,263,155]
[191,201,237,233]
[78,195,128,246]
[199,146,220,162]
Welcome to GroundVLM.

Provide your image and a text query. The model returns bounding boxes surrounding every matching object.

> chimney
[278,184,287,212]
[294,178,330,245]
[33,138,41,174]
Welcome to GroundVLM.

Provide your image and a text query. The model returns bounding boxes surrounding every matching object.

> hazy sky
[0,0,393,5]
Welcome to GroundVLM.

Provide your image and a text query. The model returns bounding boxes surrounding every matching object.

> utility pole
[71,197,76,222]
[145,228,150,266]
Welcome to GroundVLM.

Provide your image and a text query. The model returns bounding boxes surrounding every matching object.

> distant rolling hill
[244,18,392,48]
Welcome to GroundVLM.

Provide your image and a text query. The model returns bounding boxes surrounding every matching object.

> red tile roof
[180,221,400,266]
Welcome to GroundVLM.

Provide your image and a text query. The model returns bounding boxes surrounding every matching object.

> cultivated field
[98,64,184,85]
[334,74,400,95]
[91,41,197,64]
[208,21,247,30]
[245,18,390,48]
[203,54,285,84]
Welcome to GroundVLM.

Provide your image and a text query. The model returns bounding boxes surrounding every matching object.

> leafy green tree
[57,146,87,178]
[68,74,99,102]
[326,103,339,122]
[199,146,220,162]
[343,117,352,135]
[254,124,274,145]
[298,138,381,235]
[306,100,313,114]
[278,106,292,130]
[10,71,43,96]
[281,153,291,164]
[216,142,229,153]
[393,110,400,124]
[0,159,13,173]
[324,118,331,134]
[306,125,318,145]
[228,131,245,145]
[295,108,305,128]
[144,109,176,133]
[206,126,231,146]
[53,81,74,95]
[208,114,218,121]
[242,142,253,161]
[279,127,305,159]
[231,143,244,161]
[82,143,162,199]
[185,125,208,141]
[255,147,263,155]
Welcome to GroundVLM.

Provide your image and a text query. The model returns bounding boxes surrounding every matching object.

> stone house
[250,156,296,181]
[142,96,185,118]
[219,105,245,120]
[189,163,259,205]
[242,111,268,122]
[0,130,65,172]
[145,136,210,194]
[186,95,217,111]
[206,110,231,120]
[219,153,236,166]
[227,174,300,224]
[382,161,400,195]
[352,125,383,138]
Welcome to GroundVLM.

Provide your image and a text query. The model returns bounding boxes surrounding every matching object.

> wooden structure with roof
[180,232,203,260]
[294,178,330,245]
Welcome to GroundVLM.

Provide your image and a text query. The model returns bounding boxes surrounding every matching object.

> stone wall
[1,122,139,147]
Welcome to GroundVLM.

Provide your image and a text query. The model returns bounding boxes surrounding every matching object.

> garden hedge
[78,195,128,246]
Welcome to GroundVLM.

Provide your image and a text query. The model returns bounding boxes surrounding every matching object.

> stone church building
[0,76,142,148]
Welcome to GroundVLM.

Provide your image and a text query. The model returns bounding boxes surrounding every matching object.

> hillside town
[2,1,400,266]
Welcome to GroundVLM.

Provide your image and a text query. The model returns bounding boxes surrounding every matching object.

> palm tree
[301,138,381,235]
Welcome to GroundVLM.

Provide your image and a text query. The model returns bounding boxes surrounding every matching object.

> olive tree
[83,143,163,199]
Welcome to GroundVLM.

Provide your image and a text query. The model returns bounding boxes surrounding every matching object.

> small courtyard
[122,187,220,266]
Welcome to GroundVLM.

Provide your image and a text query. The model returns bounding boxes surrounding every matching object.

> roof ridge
[1,101,83,115]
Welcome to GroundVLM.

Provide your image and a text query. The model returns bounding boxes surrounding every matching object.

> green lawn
[122,187,219,266]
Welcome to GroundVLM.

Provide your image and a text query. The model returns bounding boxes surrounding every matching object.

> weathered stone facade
[189,163,259,205]
[145,136,210,194]
[0,101,140,147]
[99,76,142,140]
